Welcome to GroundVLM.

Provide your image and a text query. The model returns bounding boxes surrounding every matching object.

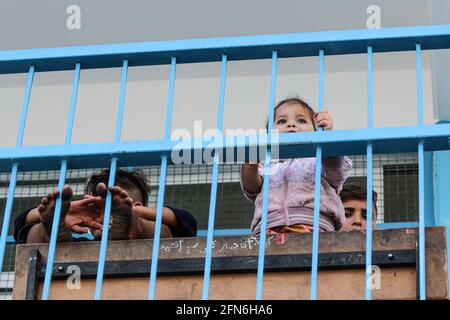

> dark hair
[266,96,317,131]
[84,168,151,206]
[339,181,378,217]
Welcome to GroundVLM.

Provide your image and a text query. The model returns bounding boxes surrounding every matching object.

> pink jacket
[241,157,352,234]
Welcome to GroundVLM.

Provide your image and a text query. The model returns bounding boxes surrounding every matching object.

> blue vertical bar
[366,46,373,129]
[0,164,18,274]
[148,57,177,300]
[148,156,167,300]
[424,152,435,227]
[416,43,426,300]
[115,60,129,141]
[433,149,450,296]
[42,160,67,300]
[310,49,324,300]
[416,45,424,127]
[94,158,117,299]
[418,142,426,300]
[202,54,227,300]
[256,50,277,300]
[95,59,128,300]
[65,63,81,144]
[16,66,35,146]
[0,66,34,277]
[42,63,81,300]
[365,46,374,300]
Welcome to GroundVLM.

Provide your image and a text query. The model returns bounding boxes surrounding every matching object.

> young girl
[240,97,352,235]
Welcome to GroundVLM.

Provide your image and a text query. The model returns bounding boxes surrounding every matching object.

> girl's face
[273,103,315,133]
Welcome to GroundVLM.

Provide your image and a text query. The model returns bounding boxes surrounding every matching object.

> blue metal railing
[0,65,34,286]
[202,54,227,300]
[1,24,450,300]
[416,43,427,300]
[365,45,374,300]
[148,56,176,300]
[256,50,278,300]
[94,58,129,300]
[42,63,80,299]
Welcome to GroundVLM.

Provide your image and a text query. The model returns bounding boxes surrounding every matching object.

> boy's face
[340,199,377,232]
[273,103,315,133]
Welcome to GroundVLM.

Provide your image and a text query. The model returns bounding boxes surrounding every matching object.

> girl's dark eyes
[276,119,307,124]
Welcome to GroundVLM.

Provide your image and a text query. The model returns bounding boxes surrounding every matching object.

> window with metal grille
[383,163,419,223]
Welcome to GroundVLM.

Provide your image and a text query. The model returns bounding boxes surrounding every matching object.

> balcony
[1,23,450,300]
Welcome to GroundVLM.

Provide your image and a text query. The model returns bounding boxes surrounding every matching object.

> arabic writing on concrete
[160,235,276,255]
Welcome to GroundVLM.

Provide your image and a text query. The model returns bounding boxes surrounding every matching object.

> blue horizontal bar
[377,222,419,229]
[1,124,449,171]
[1,24,450,74]
[6,236,15,243]
[196,229,252,237]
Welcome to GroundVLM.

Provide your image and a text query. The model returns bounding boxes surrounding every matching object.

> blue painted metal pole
[16,66,35,146]
[416,43,426,300]
[148,156,167,300]
[0,66,34,277]
[310,49,325,300]
[148,57,177,300]
[94,158,117,299]
[114,60,128,141]
[203,54,227,300]
[365,46,374,300]
[42,160,67,300]
[433,149,450,298]
[0,164,18,274]
[2,122,450,172]
[2,24,450,74]
[65,63,81,144]
[416,45,424,127]
[418,142,426,300]
[42,63,81,300]
[95,59,128,300]
[256,50,277,300]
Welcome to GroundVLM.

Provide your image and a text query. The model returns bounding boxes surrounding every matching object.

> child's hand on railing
[315,110,333,130]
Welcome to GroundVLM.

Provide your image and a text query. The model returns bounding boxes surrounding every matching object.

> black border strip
[38,250,417,280]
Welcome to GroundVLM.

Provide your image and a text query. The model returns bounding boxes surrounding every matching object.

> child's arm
[131,206,179,228]
[315,110,352,191]
[240,163,263,197]
[322,156,353,191]
[131,206,196,238]
[130,215,173,239]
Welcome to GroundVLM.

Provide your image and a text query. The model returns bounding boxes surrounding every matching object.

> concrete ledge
[13,227,448,300]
